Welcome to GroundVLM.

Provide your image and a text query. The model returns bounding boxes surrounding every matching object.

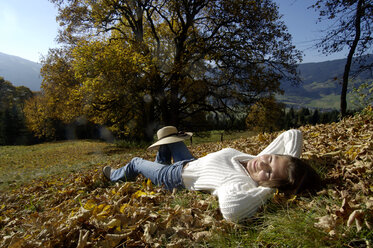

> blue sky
[274,0,348,63]
[0,0,59,63]
[0,0,348,64]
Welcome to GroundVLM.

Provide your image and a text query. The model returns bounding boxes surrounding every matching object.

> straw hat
[147,126,193,150]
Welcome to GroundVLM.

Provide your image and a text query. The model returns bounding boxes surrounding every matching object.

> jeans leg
[155,142,194,164]
[109,157,186,190]
[167,142,195,162]
[155,145,172,165]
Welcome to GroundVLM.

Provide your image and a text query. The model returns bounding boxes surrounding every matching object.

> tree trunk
[341,0,363,117]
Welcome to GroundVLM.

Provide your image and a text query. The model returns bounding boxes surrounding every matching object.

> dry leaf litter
[1,107,372,247]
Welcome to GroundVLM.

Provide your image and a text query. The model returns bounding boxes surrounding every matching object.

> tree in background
[312,0,373,117]
[350,82,373,108]
[0,77,34,145]
[246,105,341,133]
[311,109,320,125]
[23,48,79,140]
[24,94,61,140]
[71,39,154,140]
[38,0,302,140]
[245,96,285,132]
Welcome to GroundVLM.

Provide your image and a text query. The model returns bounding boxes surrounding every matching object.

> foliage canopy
[27,0,302,140]
[245,95,285,132]
[0,77,34,145]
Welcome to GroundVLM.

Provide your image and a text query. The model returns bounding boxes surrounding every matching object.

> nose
[258,160,270,171]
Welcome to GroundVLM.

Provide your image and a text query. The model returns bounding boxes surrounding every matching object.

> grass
[1,124,371,247]
[190,130,257,145]
[0,140,118,190]
[253,201,330,247]
[205,195,365,248]
[170,189,220,211]
[0,131,256,191]
[276,92,357,111]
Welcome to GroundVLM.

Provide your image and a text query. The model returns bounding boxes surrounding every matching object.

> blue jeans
[110,142,195,190]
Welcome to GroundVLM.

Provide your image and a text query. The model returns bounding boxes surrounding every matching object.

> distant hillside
[278,55,373,110]
[0,52,42,91]
[0,51,371,109]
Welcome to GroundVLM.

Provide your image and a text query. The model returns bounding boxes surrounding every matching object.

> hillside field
[1,108,372,247]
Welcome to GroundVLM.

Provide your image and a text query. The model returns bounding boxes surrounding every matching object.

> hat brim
[147,132,193,150]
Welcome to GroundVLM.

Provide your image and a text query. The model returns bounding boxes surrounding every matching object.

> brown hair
[258,155,322,195]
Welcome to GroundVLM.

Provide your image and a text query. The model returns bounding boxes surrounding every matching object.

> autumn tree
[312,0,373,117]
[43,0,301,139]
[24,48,81,140]
[70,39,155,139]
[245,96,285,132]
[24,94,58,140]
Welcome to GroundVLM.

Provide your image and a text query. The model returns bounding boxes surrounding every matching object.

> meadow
[0,130,255,191]
[0,108,372,247]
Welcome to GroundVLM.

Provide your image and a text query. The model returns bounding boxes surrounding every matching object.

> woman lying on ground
[102,126,321,222]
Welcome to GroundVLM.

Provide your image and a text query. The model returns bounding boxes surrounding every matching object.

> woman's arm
[258,129,303,158]
[216,183,274,222]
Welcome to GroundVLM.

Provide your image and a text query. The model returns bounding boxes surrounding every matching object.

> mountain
[278,55,373,110]
[0,52,42,91]
[0,51,371,110]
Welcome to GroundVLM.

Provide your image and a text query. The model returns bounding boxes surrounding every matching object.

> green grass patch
[308,93,341,109]
[277,92,357,111]
[170,189,219,211]
[205,195,362,248]
[0,140,115,190]
[254,204,328,247]
[0,130,255,191]
[190,130,257,145]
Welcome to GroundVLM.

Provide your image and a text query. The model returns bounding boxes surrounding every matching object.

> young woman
[103,126,321,222]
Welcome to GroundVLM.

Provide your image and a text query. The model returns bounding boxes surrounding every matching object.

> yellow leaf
[287,195,297,203]
[146,178,153,190]
[93,204,111,220]
[257,133,266,142]
[310,132,320,137]
[83,199,97,211]
[106,218,121,230]
[133,190,147,198]
[24,234,32,240]
[119,204,129,214]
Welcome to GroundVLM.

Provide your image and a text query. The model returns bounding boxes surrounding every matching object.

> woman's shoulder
[218,147,246,156]
[220,147,238,152]
[202,148,245,160]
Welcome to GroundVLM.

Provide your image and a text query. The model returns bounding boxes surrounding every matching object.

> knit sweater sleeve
[216,182,274,222]
[258,129,303,158]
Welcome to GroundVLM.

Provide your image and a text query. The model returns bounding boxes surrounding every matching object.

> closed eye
[269,156,273,179]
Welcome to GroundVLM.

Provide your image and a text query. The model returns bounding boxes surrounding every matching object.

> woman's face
[245,154,290,183]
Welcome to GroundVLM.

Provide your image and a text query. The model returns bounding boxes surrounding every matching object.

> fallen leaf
[347,210,364,232]
[76,230,89,248]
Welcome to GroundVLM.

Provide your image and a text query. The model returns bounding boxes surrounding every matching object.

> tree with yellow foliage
[29,0,302,140]
[245,96,285,133]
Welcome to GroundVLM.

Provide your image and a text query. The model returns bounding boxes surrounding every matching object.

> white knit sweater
[182,129,303,222]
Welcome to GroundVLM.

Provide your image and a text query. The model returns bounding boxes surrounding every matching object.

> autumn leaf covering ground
[1,108,372,247]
